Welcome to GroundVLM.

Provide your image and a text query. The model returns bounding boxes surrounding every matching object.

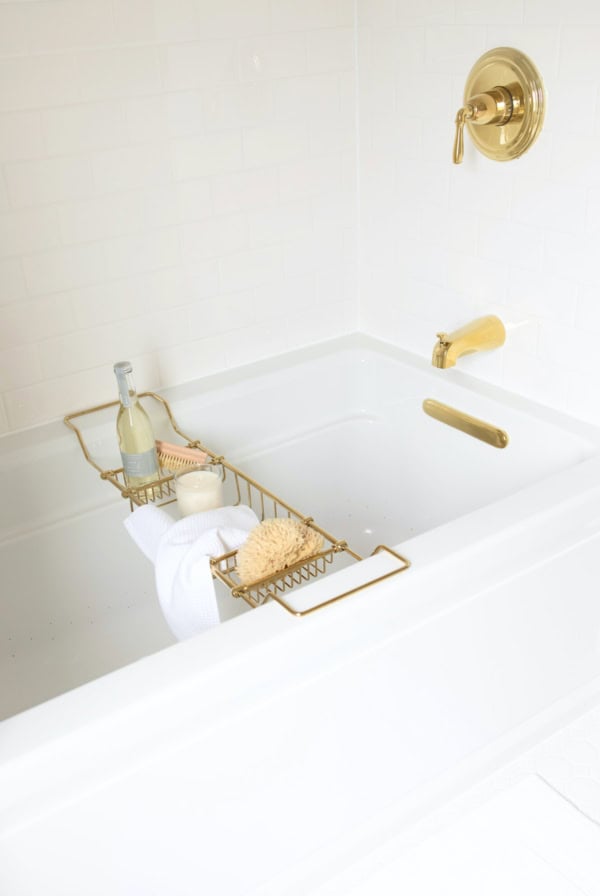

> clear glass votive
[174,464,224,517]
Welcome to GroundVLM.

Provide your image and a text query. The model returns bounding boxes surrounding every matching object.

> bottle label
[121,448,158,479]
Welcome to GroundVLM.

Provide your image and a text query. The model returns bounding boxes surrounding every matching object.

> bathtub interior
[185,347,599,554]
[1,337,598,721]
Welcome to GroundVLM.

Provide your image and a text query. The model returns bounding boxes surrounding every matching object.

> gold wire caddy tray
[64,392,410,617]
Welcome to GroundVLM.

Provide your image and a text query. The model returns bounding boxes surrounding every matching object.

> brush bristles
[156,440,208,472]
[158,452,202,472]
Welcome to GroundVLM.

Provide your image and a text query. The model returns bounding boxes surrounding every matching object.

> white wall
[358,0,600,424]
[0,0,357,433]
[3,1,600,434]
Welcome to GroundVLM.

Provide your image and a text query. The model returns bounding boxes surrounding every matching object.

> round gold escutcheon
[463,47,545,162]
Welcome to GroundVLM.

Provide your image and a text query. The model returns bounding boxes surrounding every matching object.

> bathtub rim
[2,442,600,818]
[2,331,599,549]
[1,331,600,738]
[3,333,600,890]
[1,331,599,450]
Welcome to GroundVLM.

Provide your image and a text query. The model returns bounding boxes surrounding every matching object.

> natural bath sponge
[236,518,324,584]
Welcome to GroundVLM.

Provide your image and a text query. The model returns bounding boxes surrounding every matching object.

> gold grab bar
[423,399,509,449]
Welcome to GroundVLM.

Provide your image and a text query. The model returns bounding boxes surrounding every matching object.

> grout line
[353,0,361,332]
[537,774,600,830]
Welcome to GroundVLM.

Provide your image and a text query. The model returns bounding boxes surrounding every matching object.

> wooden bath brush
[236,518,324,584]
[155,440,208,471]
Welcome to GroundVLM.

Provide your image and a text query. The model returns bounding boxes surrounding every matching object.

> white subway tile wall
[3,0,600,433]
[0,0,357,433]
[358,0,600,424]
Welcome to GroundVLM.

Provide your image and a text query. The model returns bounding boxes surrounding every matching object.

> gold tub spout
[432,315,505,369]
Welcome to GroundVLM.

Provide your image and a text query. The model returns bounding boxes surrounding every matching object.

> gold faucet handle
[436,332,450,345]
[453,105,473,165]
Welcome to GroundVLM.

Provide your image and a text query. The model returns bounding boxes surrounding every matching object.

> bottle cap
[114,361,133,375]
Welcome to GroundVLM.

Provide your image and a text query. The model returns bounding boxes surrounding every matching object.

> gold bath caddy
[64,393,410,617]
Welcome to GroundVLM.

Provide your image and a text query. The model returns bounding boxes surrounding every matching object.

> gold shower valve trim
[453,47,546,164]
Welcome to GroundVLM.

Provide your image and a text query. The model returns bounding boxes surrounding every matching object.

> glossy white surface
[315,701,600,896]
[1,334,600,895]
[2,335,597,718]
[321,777,600,896]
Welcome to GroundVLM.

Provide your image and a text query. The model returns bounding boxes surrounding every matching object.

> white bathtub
[2,334,600,895]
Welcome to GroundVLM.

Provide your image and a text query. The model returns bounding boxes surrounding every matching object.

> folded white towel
[124,503,259,640]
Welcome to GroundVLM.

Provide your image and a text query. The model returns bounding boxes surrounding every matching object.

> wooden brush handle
[155,440,208,462]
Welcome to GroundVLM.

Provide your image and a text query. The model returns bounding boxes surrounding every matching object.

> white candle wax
[175,467,223,516]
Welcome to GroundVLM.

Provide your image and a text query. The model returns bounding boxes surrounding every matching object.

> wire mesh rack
[65,392,410,616]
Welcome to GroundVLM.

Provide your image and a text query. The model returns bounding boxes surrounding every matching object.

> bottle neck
[115,368,136,409]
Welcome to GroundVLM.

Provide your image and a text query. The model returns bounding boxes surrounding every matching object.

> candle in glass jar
[174,464,224,516]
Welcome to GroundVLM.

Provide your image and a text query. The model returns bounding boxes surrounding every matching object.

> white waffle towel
[124,503,259,640]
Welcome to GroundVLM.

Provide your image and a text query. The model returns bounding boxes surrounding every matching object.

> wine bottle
[113,361,160,489]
